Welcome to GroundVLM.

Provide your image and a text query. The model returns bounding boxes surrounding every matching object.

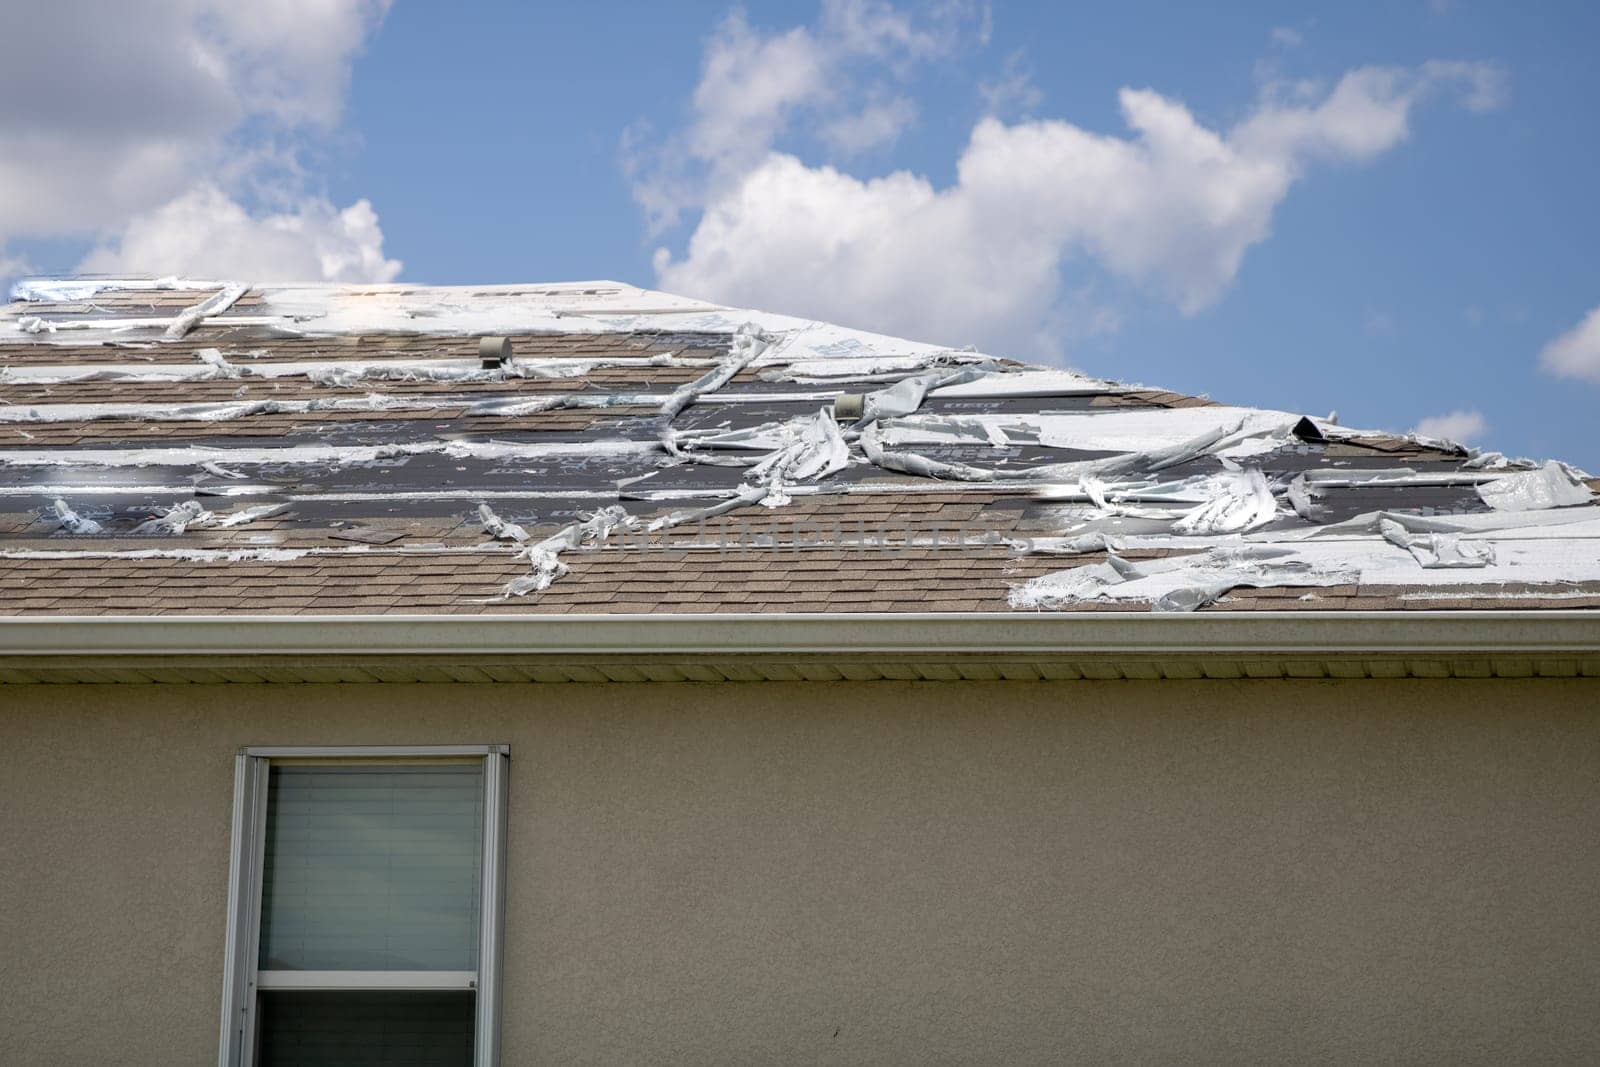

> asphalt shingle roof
[2,278,1597,616]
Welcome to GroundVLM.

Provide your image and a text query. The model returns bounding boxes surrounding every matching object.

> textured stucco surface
[2,678,1599,1065]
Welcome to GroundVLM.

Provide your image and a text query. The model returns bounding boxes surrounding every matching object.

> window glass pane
[258,991,473,1066]
[261,763,483,971]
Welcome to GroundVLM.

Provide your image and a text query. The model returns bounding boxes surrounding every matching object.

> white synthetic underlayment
[9,276,219,302]
[1476,461,1593,511]
[1014,465,1598,610]
[165,284,247,339]
[757,353,987,383]
[51,498,102,535]
[745,409,852,507]
[131,500,214,535]
[0,543,512,563]
[877,407,1298,456]
[477,503,529,544]
[0,388,838,424]
[7,276,1597,609]
[1011,534,1600,613]
[0,350,715,386]
[503,506,632,597]
[660,324,769,418]
[0,438,659,469]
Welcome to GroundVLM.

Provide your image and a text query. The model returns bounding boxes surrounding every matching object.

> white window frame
[217,745,509,1067]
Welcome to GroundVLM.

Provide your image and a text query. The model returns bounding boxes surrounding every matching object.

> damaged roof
[2,276,1598,617]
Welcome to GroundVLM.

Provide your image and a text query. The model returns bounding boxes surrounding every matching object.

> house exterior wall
[2,677,1598,1065]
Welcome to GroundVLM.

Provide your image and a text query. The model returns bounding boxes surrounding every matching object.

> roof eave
[0,611,1596,684]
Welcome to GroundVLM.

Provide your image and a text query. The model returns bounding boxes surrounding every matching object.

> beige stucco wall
[2,677,1598,1064]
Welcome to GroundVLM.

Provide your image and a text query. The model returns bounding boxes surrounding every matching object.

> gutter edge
[1,611,1597,658]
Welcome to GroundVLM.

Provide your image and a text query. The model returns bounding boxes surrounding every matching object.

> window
[218,746,508,1067]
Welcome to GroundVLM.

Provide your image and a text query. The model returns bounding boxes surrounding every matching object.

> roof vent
[833,393,864,421]
[479,335,513,369]
[1290,416,1326,443]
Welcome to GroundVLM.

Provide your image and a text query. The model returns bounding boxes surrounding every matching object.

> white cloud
[1270,26,1304,49]
[656,60,1502,355]
[979,51,1043,116]
[0,0,395,282]
[1231,62,1502,164]
[199,0,392,127]
[0,253,33,300]
[78,184,399,283]
[689,11,829,179]
[1539,305,1600,384]
[818,96,919,154]
[1413,409,1487,444]
[628,0,983,231]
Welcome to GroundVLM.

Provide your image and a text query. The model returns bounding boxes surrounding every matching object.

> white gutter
[0,612,1596,658]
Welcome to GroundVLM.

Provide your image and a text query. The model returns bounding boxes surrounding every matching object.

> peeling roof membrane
[503,506,633,597]
[131,500,214,535]
[0,438,660,469]
[477,503,529,543]
[1011,535,1600,613]
[51,498,102,535]
[165,284,247,339]
[660,323,769,418]
[2,276,1596,615]
[10,276,218,302]
[877,407,1296,456]
[1475,461,1592,511]
[214,503,288,528]
[0,349,717,386]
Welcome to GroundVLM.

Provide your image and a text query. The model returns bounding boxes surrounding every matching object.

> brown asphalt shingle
[2,281,1595,616]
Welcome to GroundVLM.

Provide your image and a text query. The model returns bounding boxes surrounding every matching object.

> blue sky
[4,1,1599,467]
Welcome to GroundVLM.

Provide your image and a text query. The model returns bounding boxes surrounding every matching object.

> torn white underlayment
[52,499,103,535]
[10,276,217,302]
[659,323,769,418]
[744,408,852,506]
[7,275,1599,612]
[0,392,656,424]
[855,365,1001,424]
[502,506,632,597]
[1011,532,1600,613]
[0,542,516,564]
[1286,505,1600,542]
[0,350,716,387]
[1013,468,1598,610]
[477,503,529,543]
[857,412,1297,485]
[757,352,987,383]
[1379,518,1496,569]
[1021,504,1600,560]
[1475,460,1592,512]
[254,282,726,338]
[0,386,839,424]
[495,329,851,596]
[165,284,247,339]
[0,437,660,470]
[12,283,252,341]
[213,503,289,528]
[2,282,969,382]
[496,417,850,597]
[1170,470,1280,534]
[877,406,1298,458]
[1,546,312,563]
[130,500,214,535]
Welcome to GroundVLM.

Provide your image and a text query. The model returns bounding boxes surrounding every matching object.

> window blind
[260,764,484,972]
